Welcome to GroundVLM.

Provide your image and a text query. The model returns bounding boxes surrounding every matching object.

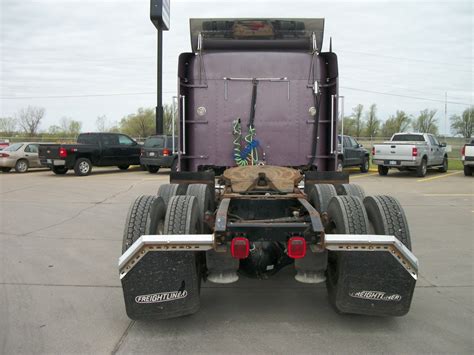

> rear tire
[118,165,130,170]
[360,156,369,173]
[186,184,215,232]
[337,183,366,200]
[1,167,11,173]
[121,195,201,320]
[438,156,448,173]
[378,165,389,176]
[325,196,370,313]
[122,195,166,253]
[363,195,411,250]
[74,158,92,176]
[307,184,337,213]
[52,166,68,175]
[148,166,160,173]
[464,165,472,176]
[164,195,203,302]
[157,183,186,206]
[416,158,427,177]
[15,159,29,173]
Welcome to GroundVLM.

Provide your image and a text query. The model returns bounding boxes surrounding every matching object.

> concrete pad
[1,169,472,354]
[0,234,121,287]
[116,286,472,354]
[0,284,130,354]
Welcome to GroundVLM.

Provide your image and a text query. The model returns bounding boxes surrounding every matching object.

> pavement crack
[21,203,98,236]
[111,320,135,355]
[20,179,146,237]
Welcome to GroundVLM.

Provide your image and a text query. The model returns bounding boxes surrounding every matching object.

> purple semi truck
[119,15,418,319]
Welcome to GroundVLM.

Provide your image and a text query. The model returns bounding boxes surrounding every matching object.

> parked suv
[140,135,178,173]
[337,135,370,172]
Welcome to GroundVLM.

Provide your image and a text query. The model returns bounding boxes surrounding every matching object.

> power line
[0,91,176,100]
[340,86,472,106]
[1,87,472,107]
[338,49,473,68]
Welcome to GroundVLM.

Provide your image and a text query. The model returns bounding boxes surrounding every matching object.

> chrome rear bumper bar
[119,234,214,279]
[119,233,418,280]
[325,234,418,280]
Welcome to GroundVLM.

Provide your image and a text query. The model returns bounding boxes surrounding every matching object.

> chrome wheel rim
[17,161,27,172]
[79,161,89,174]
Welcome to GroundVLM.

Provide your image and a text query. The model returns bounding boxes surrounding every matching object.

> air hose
[231,79,261,166]
[232,119,248,166]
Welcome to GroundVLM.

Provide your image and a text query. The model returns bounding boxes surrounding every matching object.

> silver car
[0,142,44,173]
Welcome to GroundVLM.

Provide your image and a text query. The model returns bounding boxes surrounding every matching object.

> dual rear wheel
[122,183,214,319]
[308,183,412,315]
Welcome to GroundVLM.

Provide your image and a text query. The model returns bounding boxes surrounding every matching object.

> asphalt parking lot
[0,167,472,354]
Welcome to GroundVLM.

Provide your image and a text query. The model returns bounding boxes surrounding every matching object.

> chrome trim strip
[119,234,214,279]
[324,234,419,280]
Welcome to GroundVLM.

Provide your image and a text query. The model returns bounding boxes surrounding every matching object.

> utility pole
[150,0,170,135]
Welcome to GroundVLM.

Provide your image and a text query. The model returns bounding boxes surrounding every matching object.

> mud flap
[330,251,416,316]
[121,251,200,320]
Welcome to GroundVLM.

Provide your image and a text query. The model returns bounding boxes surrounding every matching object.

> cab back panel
[178,51,338,172]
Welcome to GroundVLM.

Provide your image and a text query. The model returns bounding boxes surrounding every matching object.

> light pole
[150,0,170,135]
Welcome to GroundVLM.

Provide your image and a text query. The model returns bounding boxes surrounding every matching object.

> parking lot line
[350,172,378,179]
[417,171,461,182]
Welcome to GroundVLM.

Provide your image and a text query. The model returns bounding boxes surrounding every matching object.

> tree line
[0,104,177,139]
[341,104,473,139]
[0,103,472,139]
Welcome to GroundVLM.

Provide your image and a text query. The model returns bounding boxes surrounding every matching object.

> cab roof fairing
[189,18,324,52]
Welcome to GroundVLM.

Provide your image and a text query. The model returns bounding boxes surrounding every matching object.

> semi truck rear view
[119,15,418,319]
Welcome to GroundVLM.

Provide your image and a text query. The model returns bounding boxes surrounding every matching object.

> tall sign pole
[150,0,170,135]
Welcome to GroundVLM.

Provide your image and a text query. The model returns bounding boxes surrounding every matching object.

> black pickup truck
[39,132,141,176]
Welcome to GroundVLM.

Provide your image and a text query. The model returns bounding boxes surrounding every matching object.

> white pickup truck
[461,138,474,176]
[372,133,448,177]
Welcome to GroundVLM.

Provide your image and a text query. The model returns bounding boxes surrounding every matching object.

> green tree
[60,117,82,136]
[48,125,62,135]
[450,106,473,138]
[163,103,178,135]
[119,104,176,138]
[381,110,411,137]
[339,116,357,137]
[351,104,364,138]
[413,109,438,134]
[364,104,380,139]
[119,108,155,138]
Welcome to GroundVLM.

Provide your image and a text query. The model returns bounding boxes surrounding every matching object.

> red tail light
[163,148,170,157]
[0,153,9,158]
[59,147,67,158]
[287,236,306,259]
[461,145,466,157]
[412,147,418,157]
[371,147,375,156]
[231,237,249,259]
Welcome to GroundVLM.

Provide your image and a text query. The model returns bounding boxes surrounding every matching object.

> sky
[0,0,472,134]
